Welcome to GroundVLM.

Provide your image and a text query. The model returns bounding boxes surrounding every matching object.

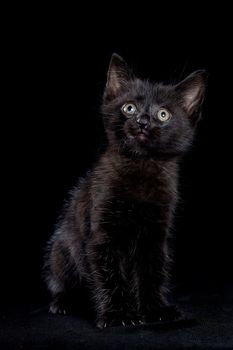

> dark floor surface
[0,288,232,350]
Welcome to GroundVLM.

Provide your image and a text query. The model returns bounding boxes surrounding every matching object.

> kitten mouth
[135,130,149,142]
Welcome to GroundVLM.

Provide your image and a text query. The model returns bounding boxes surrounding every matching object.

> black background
[3,7,232,308]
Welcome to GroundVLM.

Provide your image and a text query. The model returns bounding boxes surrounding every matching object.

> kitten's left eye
[157,108,171,122]
[121,103,137,117]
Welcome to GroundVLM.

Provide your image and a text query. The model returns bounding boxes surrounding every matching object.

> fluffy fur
[44,54,206,328]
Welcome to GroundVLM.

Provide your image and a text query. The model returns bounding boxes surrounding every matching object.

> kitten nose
[136,115,150,129]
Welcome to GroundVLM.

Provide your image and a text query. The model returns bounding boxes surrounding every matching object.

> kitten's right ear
[105,53,132,100]
[175,70,207,118]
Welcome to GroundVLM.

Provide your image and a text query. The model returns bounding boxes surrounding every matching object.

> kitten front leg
[138,240,180,322]
[87,242,140,328]
[87,243,122,327]
[139,259,169,322]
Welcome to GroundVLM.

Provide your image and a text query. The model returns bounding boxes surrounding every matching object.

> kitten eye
[157,108,171,122]
[122,103,137,117]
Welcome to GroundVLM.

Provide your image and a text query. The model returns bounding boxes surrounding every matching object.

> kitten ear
[105,53,132,100]
[175,70,207,117]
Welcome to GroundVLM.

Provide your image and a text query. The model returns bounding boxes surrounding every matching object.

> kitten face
[102,54,207,158]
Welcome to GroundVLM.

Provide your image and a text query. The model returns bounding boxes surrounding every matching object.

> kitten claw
[49,307,54,314]
[131,320,136,326]
[97,321,107,329]
[51,307,67,315]
[122,320,126,327]
[49,300,68,316]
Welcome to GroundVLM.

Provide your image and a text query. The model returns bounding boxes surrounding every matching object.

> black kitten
[44,54,206,328]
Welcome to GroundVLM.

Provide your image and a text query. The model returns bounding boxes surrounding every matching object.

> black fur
[44,54,206,328]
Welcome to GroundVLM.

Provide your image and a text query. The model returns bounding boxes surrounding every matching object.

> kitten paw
[97,315,145,329]
[49,303,67,315]
[96,318,126,329]
[120,318,144,327]
[130,318,145,326]
[97,318,134,329]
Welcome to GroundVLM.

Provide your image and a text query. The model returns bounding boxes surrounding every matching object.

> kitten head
[102,53,207,158]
